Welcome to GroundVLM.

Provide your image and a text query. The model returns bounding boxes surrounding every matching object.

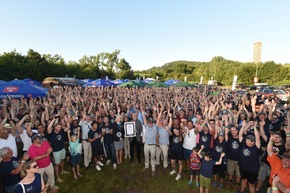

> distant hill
[134,57,290,86]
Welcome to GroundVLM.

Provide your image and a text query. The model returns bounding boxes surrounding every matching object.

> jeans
[104,142,116,164]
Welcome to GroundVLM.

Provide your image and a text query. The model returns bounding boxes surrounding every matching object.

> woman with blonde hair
[113,115,125,165]
[14,160,48,193]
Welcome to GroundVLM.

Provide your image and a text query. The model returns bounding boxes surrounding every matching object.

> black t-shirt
[88,129,102,148]
[198,131,212,153]
[49,129,65,152]
[238,141,262,173]
[70,123,81,142]
[170,133,183,152]
[0,157,20,186]
[261,143,286,166]
[102,123,114,144]
[113,122,124,141]
[226,134,241,161]
[212,138,227,162]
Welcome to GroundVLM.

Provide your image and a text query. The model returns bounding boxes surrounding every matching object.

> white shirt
[0,134,18,157]
[79,120,92,139]
[19,128,32,151]
[183,129,197,150]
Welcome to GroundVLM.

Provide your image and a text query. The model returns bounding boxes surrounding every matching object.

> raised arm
[215,152,225,165]
[197,145,204,158]
[254,123,261,149]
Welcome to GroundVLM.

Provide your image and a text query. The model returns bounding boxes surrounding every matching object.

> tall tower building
[253,42,262,83]
[253,42,262,64]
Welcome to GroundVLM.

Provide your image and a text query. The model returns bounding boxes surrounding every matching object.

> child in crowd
[188,147,201,187]
[67,128,82,180]
[198,145,225,193]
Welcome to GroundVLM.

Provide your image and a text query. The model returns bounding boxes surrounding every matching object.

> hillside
[134,57,290,86]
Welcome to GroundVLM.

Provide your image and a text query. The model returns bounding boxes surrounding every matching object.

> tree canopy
[0,50,289,86]
[135,57,290,86]
[0,49,135,81]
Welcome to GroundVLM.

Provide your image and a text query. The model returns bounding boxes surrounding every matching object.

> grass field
[56,157,241,193]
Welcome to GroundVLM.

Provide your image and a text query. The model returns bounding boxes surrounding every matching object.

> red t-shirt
[28,141,51,168]
[190,153,201,170]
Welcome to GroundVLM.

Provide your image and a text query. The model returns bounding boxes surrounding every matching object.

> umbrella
[164,79,180,85]
[22,78,42,86]
[173,81,193,87]
[77,79,93,85]
[0,80,48,98]
[0,80,6,84]
[111,79,124,85]
[147,82,169,88]
[118,80,146,88]
[83,79,116,87]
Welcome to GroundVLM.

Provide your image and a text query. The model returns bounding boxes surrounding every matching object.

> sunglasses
[31,164,38,169]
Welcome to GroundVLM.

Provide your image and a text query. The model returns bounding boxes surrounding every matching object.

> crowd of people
[0,85,290,193]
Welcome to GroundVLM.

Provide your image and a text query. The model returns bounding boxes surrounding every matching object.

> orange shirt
[267,154,290,192]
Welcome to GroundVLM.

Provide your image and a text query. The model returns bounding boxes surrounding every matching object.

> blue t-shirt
[69,139,80,156]
[0,157,20,186]
[15,173,42,193]
[200,157,216,178]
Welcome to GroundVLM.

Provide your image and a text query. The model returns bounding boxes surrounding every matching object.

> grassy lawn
[57,158,239,193]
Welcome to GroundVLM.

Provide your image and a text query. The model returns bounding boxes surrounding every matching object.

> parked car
[257,88,274,98]
[234,90,248,95]
[280,84,290,92]
[274,89,290,102]
[236,83,248,89]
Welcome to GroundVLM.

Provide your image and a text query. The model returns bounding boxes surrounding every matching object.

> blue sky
[0,1,289,70]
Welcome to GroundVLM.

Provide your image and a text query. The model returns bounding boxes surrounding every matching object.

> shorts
[189,168,200,176]
[64,142,70,157]
[199,175,211,188]
[227,159,241,178]
[257,162,270,181]
[183,148,192,160]
[92,147,103,157]
[213,163,226,178]
[170,150,184,161]
[53,148,66,165]
[240,167,258,184]
[71,153,81,167]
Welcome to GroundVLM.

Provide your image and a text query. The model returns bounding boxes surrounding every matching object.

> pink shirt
[28,141,51,168]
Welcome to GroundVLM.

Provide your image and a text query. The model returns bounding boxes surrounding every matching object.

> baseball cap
[218,132,225,137]
[148,117,154,123]
[246,134,255,142]
[279,151,290,159]
[31,134,42,142]
[3,123,12,129]
[257,111,266,116]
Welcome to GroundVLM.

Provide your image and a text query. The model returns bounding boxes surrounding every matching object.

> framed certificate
[124,122,136,137]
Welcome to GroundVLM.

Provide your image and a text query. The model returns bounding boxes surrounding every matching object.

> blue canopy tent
[0,80,48,98]
[83,79,117,87]
[22,78,42,86]
[111,79,124,85]
[77,79,93,86]
[164,79,180,85]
